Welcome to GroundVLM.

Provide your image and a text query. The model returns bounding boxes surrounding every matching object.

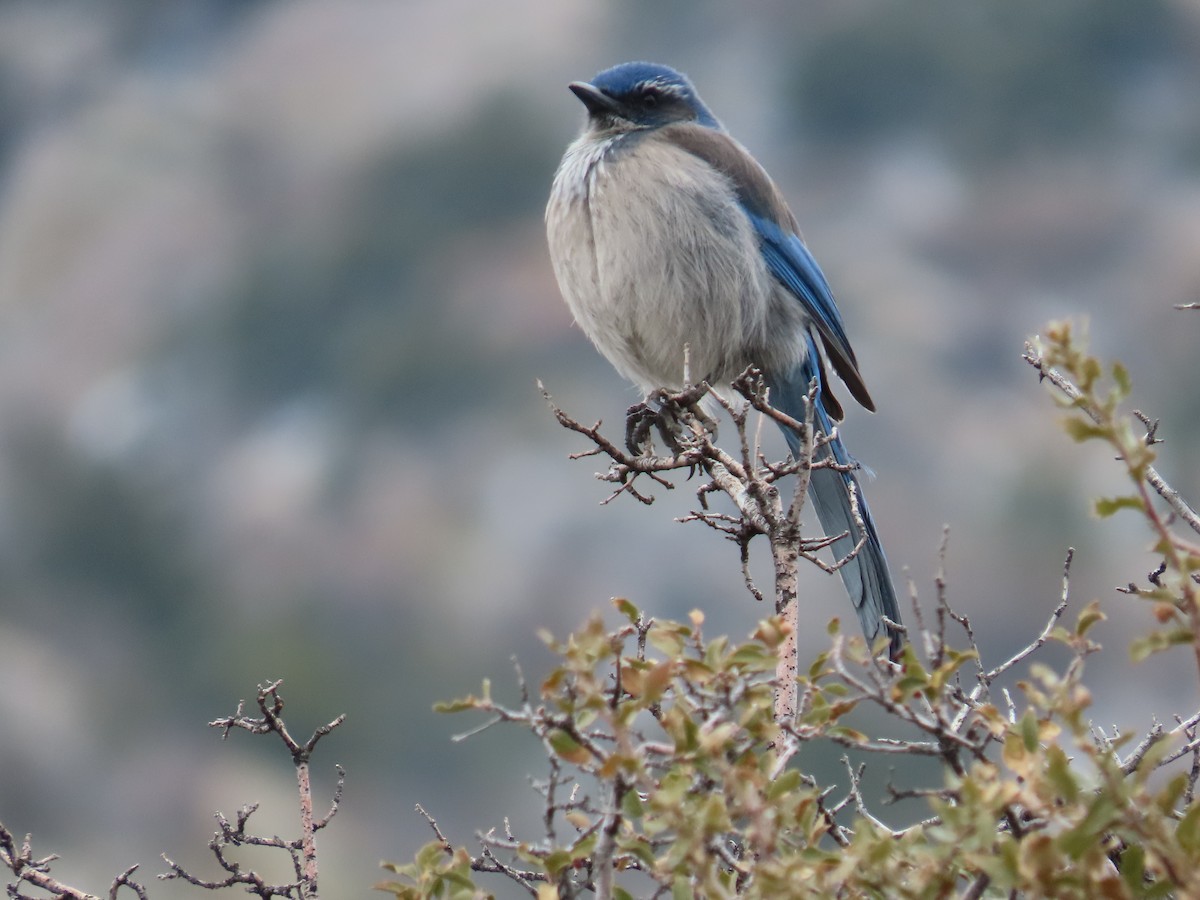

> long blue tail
[766,337,903,659]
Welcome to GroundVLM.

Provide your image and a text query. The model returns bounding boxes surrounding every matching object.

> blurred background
[0,0,1198,894]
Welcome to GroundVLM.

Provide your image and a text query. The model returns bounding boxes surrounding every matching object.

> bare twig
[0,824,147,900]
[841,757,898,837]
[543,370,873,727]
[981,549,1074,687]
[161,681,345,898]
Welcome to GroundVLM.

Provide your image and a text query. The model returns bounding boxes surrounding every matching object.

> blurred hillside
[0,1,1198,895]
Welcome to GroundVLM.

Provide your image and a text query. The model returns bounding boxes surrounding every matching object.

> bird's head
[569,62,721,134]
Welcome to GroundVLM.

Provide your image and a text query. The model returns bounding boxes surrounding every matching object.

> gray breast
[547,133,807,391]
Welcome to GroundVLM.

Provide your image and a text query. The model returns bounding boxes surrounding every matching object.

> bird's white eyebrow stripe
[636,78,687,97]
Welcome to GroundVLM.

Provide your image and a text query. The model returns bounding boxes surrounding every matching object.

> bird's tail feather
[768,350,903,659]
[806,450,903,659]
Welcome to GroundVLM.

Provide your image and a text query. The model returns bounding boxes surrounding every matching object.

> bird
[545,61,902,658]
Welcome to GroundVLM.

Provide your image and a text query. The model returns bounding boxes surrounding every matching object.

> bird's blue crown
[586,62,721,130]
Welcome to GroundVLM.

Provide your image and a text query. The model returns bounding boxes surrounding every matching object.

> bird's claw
[625,400,662,455]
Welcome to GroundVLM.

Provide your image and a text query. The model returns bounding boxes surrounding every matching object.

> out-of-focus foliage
[196,97,560,424]
[789,0,1177,160]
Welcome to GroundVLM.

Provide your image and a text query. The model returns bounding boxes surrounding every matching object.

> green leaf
[1111,360,1132,396]
[549,729,592,764]
[570,831,598,860]
[767,769,802,801]
[1074,601,1105,637]
[1093,495,1142,518]
[1063,418,1108,442]
[1044,745,1078,803]
[433,693,485,714]
[1058,794,1117,859]
[1019,709,1040,752]
[728,642,772,668]
[622,837,655,867]
[613,597,640,622]
[621,789,645,819]
[829,726,868,744]
[647,626,686,658]
[415,841,450,868]
[1178,803,1200,853]
[1155,773,1188,815]
[441,868,479,890]
[543,848,575,877]
[1130,628,1192,662]
[700,793,731,832]
[1118,843,1145,891]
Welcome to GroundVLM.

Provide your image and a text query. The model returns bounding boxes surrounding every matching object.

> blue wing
[752,215,852,362]
[749,213,874,413]
[657,121,874,411]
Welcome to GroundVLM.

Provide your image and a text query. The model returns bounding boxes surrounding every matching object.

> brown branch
[0,824,147,900]
[161,681,344,898]
[543,370,873,728]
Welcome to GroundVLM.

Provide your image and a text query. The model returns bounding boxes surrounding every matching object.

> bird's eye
[640,90,659,108]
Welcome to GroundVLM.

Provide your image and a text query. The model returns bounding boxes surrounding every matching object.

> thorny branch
[386,323,1200,897]
[1,682,344,900]
[412,546,1200,897]
[0,823,147,900]
[540,368,873,729]
[392,319,1200,897]
[161,681,346,899]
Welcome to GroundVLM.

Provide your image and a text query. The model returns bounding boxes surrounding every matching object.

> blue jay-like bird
[545,62,902,658]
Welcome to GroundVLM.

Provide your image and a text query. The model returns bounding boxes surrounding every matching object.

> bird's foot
[625,400,664,455]
[625,389,704,460]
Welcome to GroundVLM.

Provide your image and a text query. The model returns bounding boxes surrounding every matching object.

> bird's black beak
[569,81,621,117]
